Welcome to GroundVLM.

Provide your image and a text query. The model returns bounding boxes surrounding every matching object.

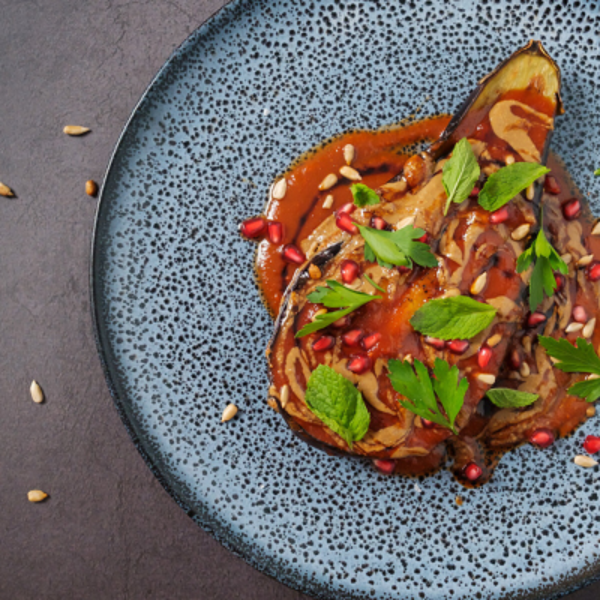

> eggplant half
[266,41,563,469]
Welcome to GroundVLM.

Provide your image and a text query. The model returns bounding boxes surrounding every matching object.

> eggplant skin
[266,41,563,463]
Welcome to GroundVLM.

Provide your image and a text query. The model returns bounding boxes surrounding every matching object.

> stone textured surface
[0,1,599,599]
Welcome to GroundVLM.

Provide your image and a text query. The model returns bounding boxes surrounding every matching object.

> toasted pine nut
[511,223,531,241]
[574,455,598,468]
[477,373,496,385]
[63,125,90,136]
[525,183,535,200]
[520,362,531,378]
[577,254,594,267]
[505,154,515,165]
[470,272,487,295]
[487,334,502,348]
[308,264,322,279]
[30,381,44,404]
[343,144,355,166]
[28,490,48,502]
[566,322,584,333]
[280,384,290,409]
[592,222,600,236]
[322,194,334,209]
[319,173,338,191]
[221,403,238,422]
[395,216,415,230]
[583,318,596,339]
[339,165,361,181]
[561,253,573,264]
[272,178,287,200]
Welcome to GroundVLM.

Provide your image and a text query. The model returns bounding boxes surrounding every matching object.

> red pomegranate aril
[527,312,547,328]
[510,349,521,369]
[588,262,600,282]
[373,459,395,474]
[282,244,305,264]
[239,216,266,238]
[332,315,351,328]
[529,428,555,448]
[469,186,480,197]
[342,329,364,347]
[448,339,469,354]
[371,216,387,230]
[563,198,581,220]
[341,259,360,284]
[477,347,493,368]
[397,265,412,274]
[464,462,483,482]
[347,355,372,374]
[544,175,561,195]
[421,418,435,429]
[312,335,335,352]
[554,272,565,292]
[425,336,446,350]
[418,232,429,244]
[267,221,283,244]
[362,332,382,351]
[583,435,600,454]
[336,211,359,235]
[338,202,356,215]
[489,206,509,224]
[573,305,588,323]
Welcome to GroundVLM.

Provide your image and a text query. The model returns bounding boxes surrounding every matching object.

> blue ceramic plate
[92,1,600,598]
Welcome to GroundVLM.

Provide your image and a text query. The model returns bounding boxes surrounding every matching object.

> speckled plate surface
[91,1,600,598]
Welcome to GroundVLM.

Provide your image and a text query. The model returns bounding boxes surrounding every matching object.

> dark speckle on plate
[92,1,600,598]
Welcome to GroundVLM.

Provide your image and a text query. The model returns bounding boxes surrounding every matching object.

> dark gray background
[0,1,597,599]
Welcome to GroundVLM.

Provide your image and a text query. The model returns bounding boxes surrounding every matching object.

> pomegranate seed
[417,232,429,244]
[421,418,435,429]
[554,272,565,292]
[362,332,382,350]
[347,355,372,374]
[529,428,555,448]
[573,305,588,323]
[340,259,360,284]
[342,329,364,347]
[371,216,387,230]
[338,202,356,215]
[282,244,305,264]
[336,211,358,235]
[425,336,446,350]
[332,315,351,328]
[588,262,600,282]
[469,187,480,197]
[527,312,547,328]
[373,459,395,474]
[563,198,581,220]
[312,336,335,352]
[267,221,283,244]
[509,349,521,369]
[239,216,266,238]
[464,462,483,482]
[397,265,412,274]
[583,435,600,454]
[448,339,469,354]
[478,347,492,368]
[489,206,509,224]
[544,175,561,195]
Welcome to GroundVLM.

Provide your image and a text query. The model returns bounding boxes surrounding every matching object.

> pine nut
[308,264,322,279]
[577,254,594,267]
[561,253,573,264]
[312,308,328,321]
[395,216,415,230]
[319,173,338,191]
[0,181,14,197]
[272,178,287,200]
[441,288,461,299]
[85,180,98,197]
[343,144,355,166]
[592,222,600,236]
[280,384,290,409]
[63,125,90,136]
[520,362,531,378]
[511,223,531,241]
[487,334,502,347]
[525,183,535,200]
[566,322,584,333]
[322,194,334,209]
[380,179,407,193]
[221,403,238,422]
[574,455,598,468]
[505,154,515,165]
[477,373,496,385]
[30,381,44,404]
[339,165,362,181]
[583,318,596,339]
[587,406,596,417]
[470,272,487,295]
[403,354,413,364]
[28,490,48,502]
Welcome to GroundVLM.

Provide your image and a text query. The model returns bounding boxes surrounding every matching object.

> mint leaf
[442,138,480,215]
[363,273,386,293]
[409,296,497,340]
[594,168,600,176]
[296,280,381,338]
[356,224,437,269]
[351,183,380,207]
[517,227,568,311]
[486,388,539,408]
[388,358,468,433]
[539,336,600,403]
[478,162,550,211]
[305,364,370,448]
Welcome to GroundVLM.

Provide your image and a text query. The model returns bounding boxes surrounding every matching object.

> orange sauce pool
[255,117,450,315]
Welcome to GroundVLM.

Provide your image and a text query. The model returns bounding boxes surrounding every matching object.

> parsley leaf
[486,388,539,408]
[363,273,386,293]
[351,183,380,208]
[516,227,568,311]
[305,365,370,448]
[296,280,381,338]
[478,162,550,212]
[388,358,468,434]
[442,138,480,215]
[410,296,497,340]
[539,336,600,402]
[356,224,438,269]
